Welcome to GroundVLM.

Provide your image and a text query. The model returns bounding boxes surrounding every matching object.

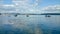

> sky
[3,0,12,4]
[0,0,60,13]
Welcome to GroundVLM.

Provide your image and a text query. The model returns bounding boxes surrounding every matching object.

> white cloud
[0,4,15,11]
[3,4,15,7]
[12,0,40,12]
[42,5,60,11]
[0,0,41,13]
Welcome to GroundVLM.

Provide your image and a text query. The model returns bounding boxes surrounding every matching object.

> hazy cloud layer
[42,5,60,11]
[0,0,41,13]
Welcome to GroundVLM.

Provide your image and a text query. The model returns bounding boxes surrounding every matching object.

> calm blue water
[0,15,60,34]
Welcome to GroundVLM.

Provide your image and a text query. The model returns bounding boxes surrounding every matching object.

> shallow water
[0,15,60,34]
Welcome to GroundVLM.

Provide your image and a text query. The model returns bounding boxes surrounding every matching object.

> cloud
[12,0,40,12]
[42,5,60,11]
[0,4,16,13]
[3,4,15,7]
[0,0,41,13]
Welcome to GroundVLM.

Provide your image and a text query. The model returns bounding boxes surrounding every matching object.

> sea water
[0,15,60,34]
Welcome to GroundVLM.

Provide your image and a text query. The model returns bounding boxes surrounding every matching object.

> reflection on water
[0,15,60,34]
